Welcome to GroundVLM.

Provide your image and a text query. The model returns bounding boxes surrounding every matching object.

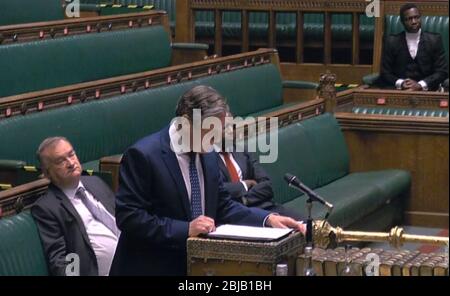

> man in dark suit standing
[379,3,448,91]
[32,137,119,276]
[110,85,304,276]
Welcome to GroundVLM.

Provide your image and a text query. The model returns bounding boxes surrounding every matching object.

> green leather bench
[0,211,49,275]
[0,26,173,98]
[0,22,209,98]
[251,113,411,229]
[363,15,449,86]
[0,62,299,170]
[0,0,63,26]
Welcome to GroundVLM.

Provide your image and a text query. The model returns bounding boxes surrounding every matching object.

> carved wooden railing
[0,49,278,119]
[0,11,169,45]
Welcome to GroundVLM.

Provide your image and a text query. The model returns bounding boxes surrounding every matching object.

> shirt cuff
[263,213,279,227]
[418,80,428,91]
[240,180,248,191]
[395,79,405,90]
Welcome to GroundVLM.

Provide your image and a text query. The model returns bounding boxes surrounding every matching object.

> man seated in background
[378,3,448,91]
[217,114,304,221]
[32,137,119,276]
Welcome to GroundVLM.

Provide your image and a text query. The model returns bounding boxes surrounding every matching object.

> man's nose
[66,157,76,167]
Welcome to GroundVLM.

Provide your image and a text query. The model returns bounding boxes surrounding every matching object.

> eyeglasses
[51,150,77,167]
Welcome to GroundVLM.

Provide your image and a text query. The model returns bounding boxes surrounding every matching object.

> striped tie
[188,153,203,219]
[75,187,119,236]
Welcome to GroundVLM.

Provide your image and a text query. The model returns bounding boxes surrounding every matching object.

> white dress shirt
[169,123,272,226]
[169,123,205,214]
[395,29,428,90]
[63,182,118,276]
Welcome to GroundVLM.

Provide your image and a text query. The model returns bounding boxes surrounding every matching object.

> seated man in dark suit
[217,114,304,221]
[31,137,119,276]
[110,85,304,276]
[378,3,448,91]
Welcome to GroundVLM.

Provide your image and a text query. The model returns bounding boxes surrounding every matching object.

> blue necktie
[75,187,119,236]
[189,153,202,219]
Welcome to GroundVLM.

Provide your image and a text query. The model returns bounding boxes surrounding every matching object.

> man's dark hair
[175,85,229,121]
[400,3,419,22]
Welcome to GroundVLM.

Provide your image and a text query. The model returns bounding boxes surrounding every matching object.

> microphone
[284,173,334,213]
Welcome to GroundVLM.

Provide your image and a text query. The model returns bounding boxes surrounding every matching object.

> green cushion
[0,26,171,97]
[301,113,349,186]
[258,122,319,204]
[352,107,449,117]
[0,0,63,26]
[0,211,49,276]
[251,113,410,228]
[284,170,410,227]
[0,63,284,166]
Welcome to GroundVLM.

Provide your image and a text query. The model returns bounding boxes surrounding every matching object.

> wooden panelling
[341,129,448,228]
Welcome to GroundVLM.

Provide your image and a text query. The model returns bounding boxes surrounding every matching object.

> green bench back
[0,63,283,166]
[0,26,171,98]
[0,0,63,26]
[253,113,350,205]
[0,211,48,276]
[385,15,449,63]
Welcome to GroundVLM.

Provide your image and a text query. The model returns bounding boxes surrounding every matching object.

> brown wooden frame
[329,88,449,228]
[0,178,49,218]
[0,11,168,45]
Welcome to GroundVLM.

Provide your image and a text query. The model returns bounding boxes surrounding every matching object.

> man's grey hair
[36,136,69,168]
[175,85,229,121]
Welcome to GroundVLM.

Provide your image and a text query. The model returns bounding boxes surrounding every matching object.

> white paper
[207,224,293,241]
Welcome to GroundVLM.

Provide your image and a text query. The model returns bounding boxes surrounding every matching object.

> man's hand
[266,214,306,235]
[189,215,216,237]
[402,79,422,91]
[243,179,257,189]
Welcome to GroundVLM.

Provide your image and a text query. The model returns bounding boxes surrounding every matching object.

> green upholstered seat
[0,211,49,276]
[0,0,63,26]
[0,63,286,167]
[352,106,449,117]
[0,25,171,98]
[251,113,410,228]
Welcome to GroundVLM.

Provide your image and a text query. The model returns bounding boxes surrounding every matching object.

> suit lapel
[217,154,231,181]
[401,32,413,60]
[416,31,426,60]
[232,152,247,179]
[201,153,218,218]
[50,184,92,248]
[160,127,192,219]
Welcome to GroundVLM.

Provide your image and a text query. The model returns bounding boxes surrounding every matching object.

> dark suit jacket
[109,127,270,276]
[379,31,448,91]
[218,152,275,209]
[31,175,116,276]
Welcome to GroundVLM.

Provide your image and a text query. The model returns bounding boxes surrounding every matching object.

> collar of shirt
[169,121,192,155]
[405,29,421,41]
[61,181,85,200]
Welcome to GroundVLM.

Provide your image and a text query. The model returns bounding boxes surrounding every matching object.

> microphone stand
[303,196,315,276]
